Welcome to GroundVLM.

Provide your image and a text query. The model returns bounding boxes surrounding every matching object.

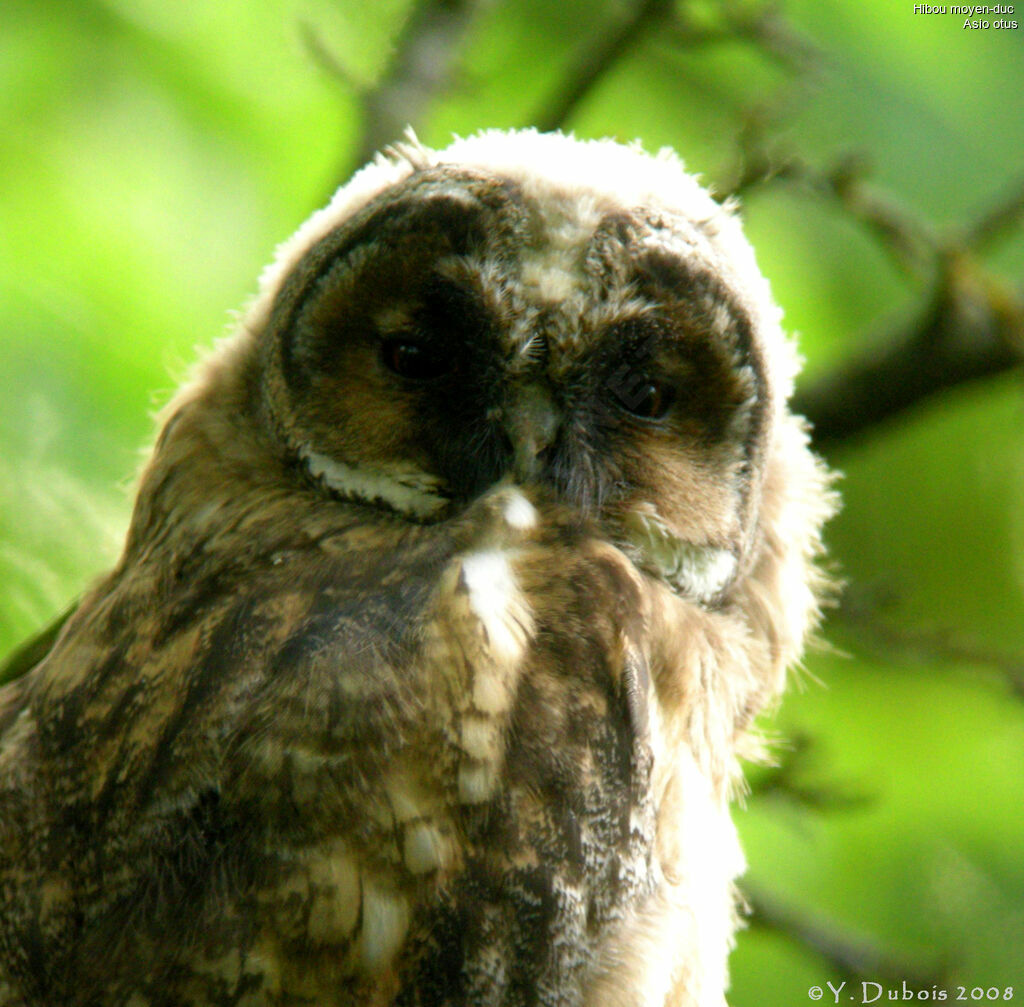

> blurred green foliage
[1,0,1022,1002]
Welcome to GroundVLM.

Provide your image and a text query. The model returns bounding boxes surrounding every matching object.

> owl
[0,129,834,1007]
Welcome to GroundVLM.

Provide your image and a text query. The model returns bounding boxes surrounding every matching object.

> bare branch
[357,0,489,168]
[299,20,367,94]
[819,158,939,279]
[743,884,948,989]
[961,175,1024,253]
[724,130,936,278]
[532,0,675,132]
[724,128,1024,444]
[794,254,1023,446]
[835,594,1024,700]
[534,0,817,133]
[687,1,820,74]
[308,0,490,178]
[747,733,872,811]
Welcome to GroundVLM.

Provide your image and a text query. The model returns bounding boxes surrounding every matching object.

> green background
[2,0,1022,1001]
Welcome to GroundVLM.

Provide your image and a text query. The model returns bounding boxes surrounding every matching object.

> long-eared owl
[0,129,835,1007]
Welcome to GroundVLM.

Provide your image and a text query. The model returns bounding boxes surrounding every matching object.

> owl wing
[0,487,658,1007]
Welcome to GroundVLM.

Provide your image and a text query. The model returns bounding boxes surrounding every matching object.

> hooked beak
[503,384,560,482]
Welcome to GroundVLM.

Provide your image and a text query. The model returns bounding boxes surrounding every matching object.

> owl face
[256,132,791,603]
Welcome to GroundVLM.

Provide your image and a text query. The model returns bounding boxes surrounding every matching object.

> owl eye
[612,377,676,420]
[380,338,450,381]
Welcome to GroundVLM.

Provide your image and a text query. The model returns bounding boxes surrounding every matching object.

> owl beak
[505,384,560,482]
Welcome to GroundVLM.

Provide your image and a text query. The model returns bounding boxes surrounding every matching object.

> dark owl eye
[380,338,449,381]
[611,377,676,420]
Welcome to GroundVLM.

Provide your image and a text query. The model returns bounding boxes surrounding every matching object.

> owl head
[166,129,832,687]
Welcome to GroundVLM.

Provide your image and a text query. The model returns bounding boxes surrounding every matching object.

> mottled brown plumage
[0,130,834,1007]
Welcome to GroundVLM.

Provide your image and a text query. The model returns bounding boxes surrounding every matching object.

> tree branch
[532,0,675,132]
[723,131,1024,445]
[746,732,871,811]
[728,0,820,73]
[533,0,817,133]
[299,19,366,94]
[743,884,947,989]
[724,131,937,278]
[793,254,1023,446]
[356,0,489,169]
[835,594,1024,700]
[304,0,490,179]
[961,175,1024,252]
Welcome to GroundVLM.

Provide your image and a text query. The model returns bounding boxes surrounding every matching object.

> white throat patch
[300,446,449,520]
[622,508,737,603]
